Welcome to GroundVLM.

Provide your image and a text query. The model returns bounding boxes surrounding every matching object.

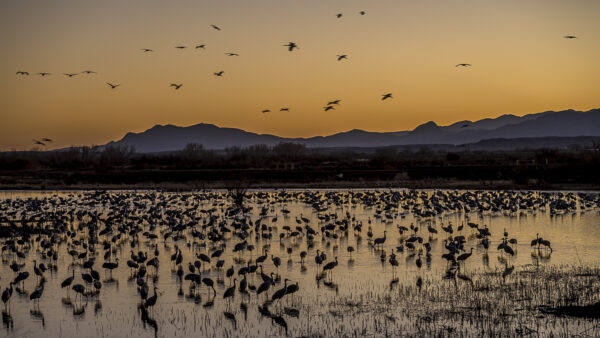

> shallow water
[1,189,599,337]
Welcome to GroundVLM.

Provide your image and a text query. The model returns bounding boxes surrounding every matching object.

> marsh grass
[313,264,600,337]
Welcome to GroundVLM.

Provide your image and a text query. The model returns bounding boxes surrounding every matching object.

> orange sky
[1,0,599,150]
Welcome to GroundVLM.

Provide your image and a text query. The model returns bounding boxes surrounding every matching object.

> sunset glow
[1,0,598,150]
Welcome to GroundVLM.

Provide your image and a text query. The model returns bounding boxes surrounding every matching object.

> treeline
[1,142,599,172]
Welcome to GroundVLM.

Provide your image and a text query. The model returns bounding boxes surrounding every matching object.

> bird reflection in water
[29,308,45,328]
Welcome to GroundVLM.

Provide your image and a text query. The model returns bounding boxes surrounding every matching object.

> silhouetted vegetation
[1,142,599,189]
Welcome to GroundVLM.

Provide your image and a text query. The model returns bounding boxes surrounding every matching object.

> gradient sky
[1,0,598,150]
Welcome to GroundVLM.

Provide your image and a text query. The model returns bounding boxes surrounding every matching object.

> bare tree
[227,182,249,208]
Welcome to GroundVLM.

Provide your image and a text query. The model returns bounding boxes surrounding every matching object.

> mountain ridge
[107,108,600,152]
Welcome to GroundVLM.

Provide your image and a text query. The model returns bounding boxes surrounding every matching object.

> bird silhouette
[82,70,96,74]
[564,35,577,39]
[262,109,271,113]
[456,63,471,67]
[42,138,53,143]
[381,93,393,100]
[225,53,239,56]
[195,45,206,49]
[64,73,78,77]
[214,71,224,77]
[2,282,14,310]
[374,231,387,249]
[323,106,335,111]
[336,13,343,18]
[36,72,51,76]
[322,257,338,280]
[284,42,298,51]
[211,24,221,31]
[141,48,154,52]
[279,108,290,112]
[328,100,341,105]
[29,278,46,307]
[170,84,183,90]
[359,11,366,15]
[271,279,290,302]
[175,46,187,49]
[16,71,29,75]
[336,55,348,61]
[33,139,45,146]
[107,83,120,89]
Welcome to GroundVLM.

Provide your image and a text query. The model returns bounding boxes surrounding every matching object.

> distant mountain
[106,108,600,152]
[444,112,544,132]
[110,123,284,152]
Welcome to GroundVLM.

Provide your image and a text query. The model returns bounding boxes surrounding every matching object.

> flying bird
[456,63,471,67]
[261,109,271,113]
[33,139,45,146]
[37,72,51,76]
[381,93,392,100]
[82,70,96,74]
[214,71,224,77]
[328,100,341,105]
[64,73,78,77]
[284,42,298,51]
[42,138,53,143]
[564,35,578,39]
[336,55,348,61]
[280,108,290,112]
[175,46,187,49]
[323,106,335,111]
[210,24,221,31]
[107,83,120,89]
[225,53,239,56]
[141,48,154,52]
[359,11,366,15]
[336,13,343,18]
[195,45,206,49]
[16,71,29,75]
[170,83,183,90]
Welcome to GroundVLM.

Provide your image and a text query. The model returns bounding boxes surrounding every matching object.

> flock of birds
[13,11,579,115]
[0,189,597,334]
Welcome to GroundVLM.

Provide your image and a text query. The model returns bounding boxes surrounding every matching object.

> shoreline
[1,179,599,192]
